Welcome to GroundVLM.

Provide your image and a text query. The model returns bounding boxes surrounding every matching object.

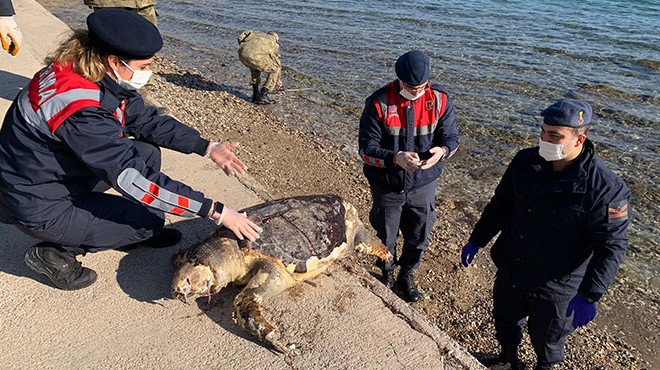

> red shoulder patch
[608,199,629,222]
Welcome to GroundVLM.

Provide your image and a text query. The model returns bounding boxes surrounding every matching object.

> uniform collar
[532,139,594,193]
[98,74,137,100]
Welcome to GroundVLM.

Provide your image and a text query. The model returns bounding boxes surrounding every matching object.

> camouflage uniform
[83,0,158,26]
[237,30,281,92]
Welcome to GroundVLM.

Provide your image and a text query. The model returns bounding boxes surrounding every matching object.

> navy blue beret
[395,50,430,86]
[541,99,593,128]
[87,9,163,60]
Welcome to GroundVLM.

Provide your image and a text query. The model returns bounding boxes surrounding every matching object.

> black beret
[541,99,593,128]
[87,9,163,60]
[395,50,430,86]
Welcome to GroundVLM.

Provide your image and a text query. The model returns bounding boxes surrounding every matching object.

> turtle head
[171,263,228,303]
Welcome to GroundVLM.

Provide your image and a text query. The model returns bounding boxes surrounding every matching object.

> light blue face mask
[113,60,152,91]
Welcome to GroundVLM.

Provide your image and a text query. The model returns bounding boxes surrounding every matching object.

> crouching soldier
[237,30,281,105]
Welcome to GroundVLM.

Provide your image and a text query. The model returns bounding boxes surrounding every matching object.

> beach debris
[171,194,392,353]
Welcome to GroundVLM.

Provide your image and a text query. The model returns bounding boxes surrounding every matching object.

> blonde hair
[44,30,108,82]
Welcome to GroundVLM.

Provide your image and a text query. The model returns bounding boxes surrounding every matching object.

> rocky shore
[145,56,657,370]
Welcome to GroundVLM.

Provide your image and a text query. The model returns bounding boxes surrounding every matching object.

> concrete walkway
[0,1,483,368]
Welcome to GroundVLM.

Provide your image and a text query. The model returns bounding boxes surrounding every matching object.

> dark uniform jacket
[469,139,630,301]
[0,62,214,229]
[358,80,460,192]
[0,0,14,16]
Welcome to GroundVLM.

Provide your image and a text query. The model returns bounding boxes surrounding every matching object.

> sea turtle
[171,194,392,352]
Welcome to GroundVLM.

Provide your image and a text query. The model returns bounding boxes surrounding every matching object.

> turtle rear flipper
[232,259,295,353]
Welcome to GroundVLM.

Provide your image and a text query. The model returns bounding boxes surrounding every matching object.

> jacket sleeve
[578,181,630,302]
[468,155,517,248]
[358,97,396,168]
[55,109,214,218]
[0,0,15,16]
[123,96,210,156]
[432,95,460,155]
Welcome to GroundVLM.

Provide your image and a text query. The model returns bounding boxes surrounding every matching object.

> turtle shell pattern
[236,194,347,273]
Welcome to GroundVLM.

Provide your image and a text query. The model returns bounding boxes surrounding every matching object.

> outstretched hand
[217,208,262,242]
[0,16,22,56]
[206,142,247,176]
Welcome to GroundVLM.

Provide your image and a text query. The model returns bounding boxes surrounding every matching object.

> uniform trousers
[15,140,165,252]
[369,179,437,271]
[493,274,576,365]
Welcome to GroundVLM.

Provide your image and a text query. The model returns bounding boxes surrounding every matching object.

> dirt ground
[148,57,658,370]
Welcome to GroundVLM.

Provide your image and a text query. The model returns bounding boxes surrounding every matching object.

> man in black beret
[358,50,460,302]
[460,99,630,369]
[0,9,262,291]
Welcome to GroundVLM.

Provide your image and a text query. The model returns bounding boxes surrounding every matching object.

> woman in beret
[0,9,261,290]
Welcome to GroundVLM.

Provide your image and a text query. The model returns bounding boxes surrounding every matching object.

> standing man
[359,50,460,302]
[461,99,630,370]
[0,0,21,56]
[0,10,261,291]
[237,30,281,105]
[83,0,158,26]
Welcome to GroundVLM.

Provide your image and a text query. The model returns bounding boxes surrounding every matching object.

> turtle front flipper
[232,259,295,353]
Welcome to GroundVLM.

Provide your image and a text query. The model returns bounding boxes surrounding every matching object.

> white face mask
[113,60,152,91]
[538,138,577,161]
[398,81,426,101]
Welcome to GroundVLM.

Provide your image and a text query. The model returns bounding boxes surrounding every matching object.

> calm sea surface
[43,0,659,285]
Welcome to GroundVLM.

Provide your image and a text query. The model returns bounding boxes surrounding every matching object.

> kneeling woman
[0,9,261,290]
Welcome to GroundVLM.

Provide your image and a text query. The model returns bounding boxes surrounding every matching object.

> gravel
[146,56,657,370]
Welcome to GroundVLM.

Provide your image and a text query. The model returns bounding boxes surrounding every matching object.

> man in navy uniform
[461,99,630,369]
[359,50,460,302]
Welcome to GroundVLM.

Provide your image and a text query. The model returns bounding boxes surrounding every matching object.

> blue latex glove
[566,295,597,328]
[461,242,480,267]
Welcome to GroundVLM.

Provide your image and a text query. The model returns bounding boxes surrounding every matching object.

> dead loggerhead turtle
[171,194,392,352]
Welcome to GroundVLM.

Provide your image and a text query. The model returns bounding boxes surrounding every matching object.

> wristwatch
[209,201,225,225]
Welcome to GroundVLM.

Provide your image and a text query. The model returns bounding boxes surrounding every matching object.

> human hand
[394,151,421,172]
[420,146,447,170]
[566,295,597,328]
[461,242,479,267]
[214,207,262,241]
[0,16,22,56]
[206,142,247,176]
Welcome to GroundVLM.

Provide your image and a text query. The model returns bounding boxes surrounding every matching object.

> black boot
[380,268,395,289]
[255,87,276,105]
[251,85,259,103]
[119,228,182,251]
[480,345,523,370]
[397,268,420,302]
[24,242,97,290]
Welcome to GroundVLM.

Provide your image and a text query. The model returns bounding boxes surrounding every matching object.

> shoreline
[148,56,656,369]
[21,2,660,368]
